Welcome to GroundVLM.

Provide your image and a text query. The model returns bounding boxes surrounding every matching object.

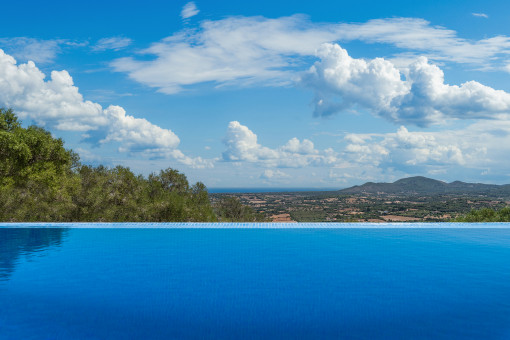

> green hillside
[340,176,510,195]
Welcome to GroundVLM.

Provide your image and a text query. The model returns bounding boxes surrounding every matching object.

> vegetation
[454,207,510,222]
[4,107,510,223]
[339,176,510,196]
[0,108,257,222]
[212,190,510,222]
[214,196,267,222]
[70,166,217,222]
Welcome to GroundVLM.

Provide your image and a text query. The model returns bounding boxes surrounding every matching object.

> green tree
[215,196,267,222]
[146,168,216,222]
[0,108,20,132]
[189,182,217,221]
[72,165,149,222]
[0,109,80,221]
[0,108,220,223]
[455,207,510,222]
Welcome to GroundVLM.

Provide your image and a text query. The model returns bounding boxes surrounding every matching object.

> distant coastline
[210,177,510,223]
[208,188,339,193]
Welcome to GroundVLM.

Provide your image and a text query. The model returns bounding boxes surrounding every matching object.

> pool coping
[1,222,510,228]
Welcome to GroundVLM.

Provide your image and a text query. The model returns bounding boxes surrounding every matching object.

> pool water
[1,224,510,339]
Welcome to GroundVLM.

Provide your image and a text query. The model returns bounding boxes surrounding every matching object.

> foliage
[454,207,510,222]
[214,196,267,222]
[0,109,80,221]
[72,165,217,222]
[0,108,232,222]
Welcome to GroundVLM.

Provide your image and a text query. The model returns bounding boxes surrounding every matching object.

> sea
[1,223,510,339]
[208,188,337,193]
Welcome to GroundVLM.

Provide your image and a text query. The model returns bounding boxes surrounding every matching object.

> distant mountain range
[339,176,510,195]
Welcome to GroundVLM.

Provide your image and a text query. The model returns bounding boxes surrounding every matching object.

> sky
[2,0,510,189]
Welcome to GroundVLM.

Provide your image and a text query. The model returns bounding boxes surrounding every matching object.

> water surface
[1,225,510,339]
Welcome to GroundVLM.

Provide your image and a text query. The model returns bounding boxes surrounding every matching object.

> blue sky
[2,0,510,189]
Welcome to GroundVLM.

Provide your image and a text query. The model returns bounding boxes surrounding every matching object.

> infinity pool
[1,224,510,339]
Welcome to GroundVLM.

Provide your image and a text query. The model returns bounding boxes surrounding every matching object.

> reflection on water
[0,228,510,339]
[0,228,67,280]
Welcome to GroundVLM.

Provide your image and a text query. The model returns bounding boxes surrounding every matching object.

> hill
[339,176,510,195]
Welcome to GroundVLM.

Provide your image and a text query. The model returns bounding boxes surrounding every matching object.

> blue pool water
[1,224,510,339]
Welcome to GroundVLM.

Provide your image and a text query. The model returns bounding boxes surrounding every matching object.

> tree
[189,182,217,221]
[0,108,20,132]
[455,207,510,222]
[0,109,80,221]
[215,196,267,222]
[146,169,216,222]
[0,108,233,223]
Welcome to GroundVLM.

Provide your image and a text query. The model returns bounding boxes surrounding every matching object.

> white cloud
[342,125,492,170]
[111,15,510,94]
[472,13,489,18]
[260,169,290,180]
[336,18,509,64]
[318,119,510,182]
[222,121,278,162]
[167,149,215,168]
[224,119,510,181]
[0,49,211,168]
[384,126,468,166]
[303,43,510,126]
[181,2,199,19]
[93,37,132,51]
[344,142,389,165]
[0,37,62,64]
[222,121,337,167]
[99,105,179,150]
[281,137,318,154]
[217,119,510,184]
[110,15,345,94]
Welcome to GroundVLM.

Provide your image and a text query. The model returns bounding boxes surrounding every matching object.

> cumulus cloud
[222,121,337,167]
[344,142,389,165]
[0,49,211,168]
[338,118,510,181]
[342,125,493,171]
[219,119,510,183]
[394,127,468,165]
[260,169,290,180]
[335,119,510,181]
[93,37,132,51]
[281,137,318,154]
[98,105,179,150]
[303,43,510,126]
[110,15,510,94]
[181,2,199,19]
[220,120,475,173]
